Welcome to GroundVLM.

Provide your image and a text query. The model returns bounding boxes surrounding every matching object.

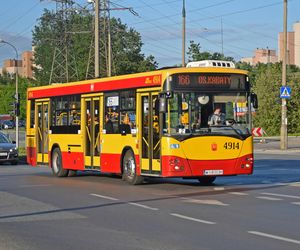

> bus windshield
[164,92,251,137]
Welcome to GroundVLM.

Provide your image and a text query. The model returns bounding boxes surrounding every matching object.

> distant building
[0,50,34,78]
[21,51,33,78]
[278,21,300,67]
[241,48,277,66]
[2,59,22,75]
[294,22,300,67]
[278,32,295,65]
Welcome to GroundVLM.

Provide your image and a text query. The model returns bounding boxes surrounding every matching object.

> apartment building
[0,51,33,78]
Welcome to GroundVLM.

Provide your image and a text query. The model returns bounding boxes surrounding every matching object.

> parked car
[18,119,26,127]
[1,120,14,129]
[0,131,18,165]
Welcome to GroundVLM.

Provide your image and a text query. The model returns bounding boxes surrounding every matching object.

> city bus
[26,60,257,185]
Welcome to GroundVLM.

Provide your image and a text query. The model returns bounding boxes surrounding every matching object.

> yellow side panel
[141,159,149,171]
[152,159,161,172]
[101,134,137,155]
[49,134,84,152]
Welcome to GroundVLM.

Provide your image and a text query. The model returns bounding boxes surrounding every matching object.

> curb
[254,149,300,155]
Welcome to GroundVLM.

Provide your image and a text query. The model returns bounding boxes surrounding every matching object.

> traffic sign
[252,127,263,137]
[280,86,291,99]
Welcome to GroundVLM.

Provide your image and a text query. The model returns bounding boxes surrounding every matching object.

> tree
[32,9,157,84]
[187,40,234,62]
[0,76,37,119]
[251,63,300,135]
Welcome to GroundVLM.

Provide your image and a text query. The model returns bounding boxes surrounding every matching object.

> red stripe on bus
[61,152,85,171]
[161,154,253,177]
[28,75,162,99]
[27,147,37,166]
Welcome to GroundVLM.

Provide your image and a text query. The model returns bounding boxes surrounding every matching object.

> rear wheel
[198,176,216,185]
[122,150,144,185]
[51,147,69,177]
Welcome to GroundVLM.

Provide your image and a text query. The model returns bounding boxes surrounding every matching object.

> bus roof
[27,67,248,100]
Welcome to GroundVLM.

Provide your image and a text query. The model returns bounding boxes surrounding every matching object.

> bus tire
[51,147,69,177]
[122,150,144,185]
[198,176,216,185]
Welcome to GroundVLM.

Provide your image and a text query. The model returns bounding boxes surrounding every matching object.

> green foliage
[32,10,157,84]
[187,40,234,62]
[0,76,37,119]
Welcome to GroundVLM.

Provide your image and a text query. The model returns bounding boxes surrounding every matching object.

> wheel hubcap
[125,158,135,179]
[52,152,59,173]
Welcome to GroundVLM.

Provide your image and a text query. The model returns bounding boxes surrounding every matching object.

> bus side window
[30,100,35,128]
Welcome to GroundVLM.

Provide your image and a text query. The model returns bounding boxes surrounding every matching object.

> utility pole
[95,0,100,78]
[280,0,288,150]
[221,17,224,55]
[182,0,186,67]
[106,0,112,77]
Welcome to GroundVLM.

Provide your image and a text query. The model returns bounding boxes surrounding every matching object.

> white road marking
[261,181,272,184]
[261,192,300,199]
[229,192,249,196]
[214,187,225,191]
[128,202,158,211]
[20,184,52,188]
[170,213,216,225]
[248,231,300,245]
[292,202,300,205]
[182,198,229,206]
[90,193,119,201]
[290,182,300,187]
[256,196,283,201]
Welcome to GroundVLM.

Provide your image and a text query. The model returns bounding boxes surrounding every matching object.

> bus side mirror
[159,97,167,113]
[251,93,258,109]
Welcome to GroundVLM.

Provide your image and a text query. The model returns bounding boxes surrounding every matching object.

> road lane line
[292,202,300,205]
[181,198,229,206]
[213,187,225,191]
[256,196,283,201]
[170,213,216,225]
[90,193,119,201]
[248,231,300,245]
[290,182,300,187]
[229,192,249,196]
[261,192,300,199]
[20,184,52,188]
[128,202,158,211]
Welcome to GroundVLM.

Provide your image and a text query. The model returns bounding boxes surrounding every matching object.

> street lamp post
[0,39,19,149]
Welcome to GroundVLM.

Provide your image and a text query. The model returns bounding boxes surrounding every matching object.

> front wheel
[198,176,216,185]
[122,150,144,185]
[51,147,69,177]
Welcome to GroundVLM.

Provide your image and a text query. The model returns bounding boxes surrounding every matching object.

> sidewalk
[254,136,300,154]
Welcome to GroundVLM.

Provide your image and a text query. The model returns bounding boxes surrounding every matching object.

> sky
[0,0,299,68]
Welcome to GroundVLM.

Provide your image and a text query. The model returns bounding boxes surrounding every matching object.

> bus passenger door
[83,96,102,169]
[139,92,161,175]
[36,100,49,164]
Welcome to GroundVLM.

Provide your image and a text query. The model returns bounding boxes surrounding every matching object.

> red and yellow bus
[26,60,257,185]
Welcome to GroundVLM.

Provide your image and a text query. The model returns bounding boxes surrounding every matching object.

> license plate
[204,170,223,176]
[0,152,7,156]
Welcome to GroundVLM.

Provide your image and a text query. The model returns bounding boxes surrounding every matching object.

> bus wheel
[51,147,69,177]
[198,176,216,185]
[122,150,144,185]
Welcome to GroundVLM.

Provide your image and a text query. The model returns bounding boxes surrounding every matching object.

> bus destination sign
[171,73,247,90]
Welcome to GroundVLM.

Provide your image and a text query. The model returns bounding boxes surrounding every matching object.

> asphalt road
[0,152,300,250]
